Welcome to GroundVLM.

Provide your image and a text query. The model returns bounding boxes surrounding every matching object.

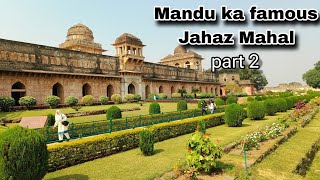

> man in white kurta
[53,110,70,142]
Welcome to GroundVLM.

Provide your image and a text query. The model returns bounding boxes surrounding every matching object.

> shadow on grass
[46,174,89,180]
[239,124,251,127]
[216,161,235,171]
[154,149,165,155]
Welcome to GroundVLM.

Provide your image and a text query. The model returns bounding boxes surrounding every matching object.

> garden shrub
[197,100,205,108]
[247,101,266,120]
[111,94,122,104]
[264,99,278,116]
[186,129,222,174]
[18,96,37,110]
[171,93,181,98]
[81,95,95,106]
[294,100,306,109]
[106,106,122,120]
[214,98,224,106]
[255,96,263,101]
[247,96,255,102]
[124,94,135,102]
[177,100,188,111]
[0,96,15,112]
[148,93,157,100]
[133,94,141,101]
[185,93,194,99]
[47,114,55,126]
[197,120,206,134]
[158,93,168,99]
[46,113,224,171]
[149,101,161,114]
[65,96,78,106]
[274,98,288,112]
[139,128,154,156]
[45,96,61,109]
[220,96,228,102]
[226,96,237,104]
[284,97,294,109]
[0,126,48,180]
[99,96,109,105]
[224,103,246,127]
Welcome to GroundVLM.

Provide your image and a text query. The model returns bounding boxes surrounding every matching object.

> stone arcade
[0,24,254,104]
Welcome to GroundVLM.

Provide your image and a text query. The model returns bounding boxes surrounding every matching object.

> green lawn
[0,102,198,124]
[305,147,320,179]
[68,103,198,123]
[249,113,320,180]
[44,111,290,180]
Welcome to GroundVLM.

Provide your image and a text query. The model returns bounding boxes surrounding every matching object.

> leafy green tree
[303,69,320,88]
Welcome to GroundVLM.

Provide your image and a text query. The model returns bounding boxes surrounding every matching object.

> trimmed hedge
[247,96,255,102]
[0,126,48,179]
[47,113,225,171]
[47,114,55,126]
[0,96,15,112]
[214,98,224,106]
[19,96,37,110]
[224,103,246,127]
[106,106,122,120]
[124,94,135,102]
[81,95,95,106]
[111,94,122,104]
[264,99,278,116]
[99,96,109,105]
[65,96,78,106]
[149,101,161,114]
[247,101,266,120]
[45,96,61,109]
[226,96,237,104]
[177,100,188,111]
[37,109,209,143]
[274,98,288,112]
[139,128,154,156]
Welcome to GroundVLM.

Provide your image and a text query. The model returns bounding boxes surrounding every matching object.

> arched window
[195,62,199,70]
[185,61,190,69]
[11,82,26,105]
[145,85,150,99]
[82,83,92,96]
[174,63,180,67]
[128,83,135,94]
[53,83,64,102]
[106,85,114,99]
[159,86,163,93]
[211,87,213,93]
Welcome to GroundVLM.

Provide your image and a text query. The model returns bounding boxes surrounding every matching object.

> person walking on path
[201,100,207,115]
[209,100,216,114]
[53,110,70,142]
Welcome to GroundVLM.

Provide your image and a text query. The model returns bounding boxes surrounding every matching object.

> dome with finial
[66,23,94,42]
[59,23,106,54]
[114,33,144,46]
[174,45,187,54]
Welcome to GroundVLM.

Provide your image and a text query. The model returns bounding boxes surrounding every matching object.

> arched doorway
[159,86,163,93]
[205,87,208,93]
[145,85,150,99]
[11,82,26,105]
[106,85,114,99]
[215,88,219,97]
[199,87,202,93]
[171,86,175,95]
[211,87,213,93]
[128,83,135,94]
[53,83,64,101]
[82,83,92,96]
[220,89,223,96]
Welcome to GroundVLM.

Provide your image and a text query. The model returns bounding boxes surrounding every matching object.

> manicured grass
[68,103,198,124]
[249,113,320,180]
[305,149,320,179]
[44,111,290,180]
[0,103,198,124]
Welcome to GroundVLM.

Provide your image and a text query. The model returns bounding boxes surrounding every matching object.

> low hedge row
[39,109,226,142]
[47,112,225,171]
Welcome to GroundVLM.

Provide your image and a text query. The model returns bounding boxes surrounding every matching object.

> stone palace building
[0,23,254,104]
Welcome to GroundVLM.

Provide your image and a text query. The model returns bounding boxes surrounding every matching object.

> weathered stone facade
[0,24,254,104]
